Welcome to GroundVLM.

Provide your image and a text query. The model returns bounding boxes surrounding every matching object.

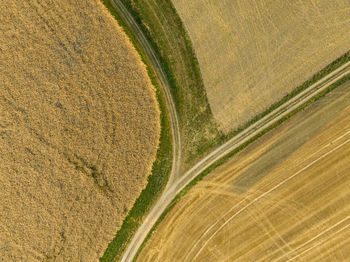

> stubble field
[172,0,350,133]
[0,0,159,261]
[139,80,350,261]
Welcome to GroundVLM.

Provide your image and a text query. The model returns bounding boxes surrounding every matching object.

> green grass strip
[115,0,350,168]
[100,1,173,261]
[118,0,224,167]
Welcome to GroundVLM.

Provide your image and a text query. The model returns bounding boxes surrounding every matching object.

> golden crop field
[172,0,350,133]
[139,80,350,261]
[0,0,159,261]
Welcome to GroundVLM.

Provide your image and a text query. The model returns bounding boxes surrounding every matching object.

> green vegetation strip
[134,73,350,261]
[118,0,224,167]
[105,0,349,171]
[100,1,172,261]
[111,0,350,168]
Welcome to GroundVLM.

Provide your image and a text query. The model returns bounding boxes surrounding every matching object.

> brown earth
[139,81,350,261]
[0,0,159,261]
[172,0,350,133]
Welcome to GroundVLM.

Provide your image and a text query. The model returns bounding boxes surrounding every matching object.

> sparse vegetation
[0,0,160,261]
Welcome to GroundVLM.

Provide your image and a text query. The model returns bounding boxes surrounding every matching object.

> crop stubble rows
[139,80,350,261]
[109,0,350,258]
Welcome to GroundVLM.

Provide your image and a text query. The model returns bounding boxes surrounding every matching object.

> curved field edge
[103,0,350,255]
[100,1,172,261]
[133,72,350,262]
[115,0,224,169]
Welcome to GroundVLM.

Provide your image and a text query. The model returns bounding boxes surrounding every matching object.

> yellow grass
[0,0,159,260]
[139,81,350,261]
[172,0,350,133]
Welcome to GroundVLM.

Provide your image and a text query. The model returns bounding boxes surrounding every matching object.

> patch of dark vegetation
[65,153,112,196]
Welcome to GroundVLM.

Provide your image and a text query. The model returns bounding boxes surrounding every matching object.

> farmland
[172,0,350,133]
[0,0,160,261]
[2,0,350,260]
[138,80,350,261]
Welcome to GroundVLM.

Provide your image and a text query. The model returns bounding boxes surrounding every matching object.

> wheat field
[172,0,350,133]
[139,81,350,261]
[0,0,160,261]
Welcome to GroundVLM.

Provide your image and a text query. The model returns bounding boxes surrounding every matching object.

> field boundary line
[100,0,179,260]
[192,138,350,260]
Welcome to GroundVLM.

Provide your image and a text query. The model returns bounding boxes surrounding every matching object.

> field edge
[224,52,350,142]
[99,1,173,261]
[117,0,225,170]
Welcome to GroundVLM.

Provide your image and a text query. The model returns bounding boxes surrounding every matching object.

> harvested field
[0,0,159,261]
[172,0,350,133]
[139,80,350,261]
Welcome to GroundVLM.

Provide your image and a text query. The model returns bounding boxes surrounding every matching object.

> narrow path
[109,0,182,187]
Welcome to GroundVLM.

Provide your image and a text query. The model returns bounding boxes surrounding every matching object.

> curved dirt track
[172,0,350,133]
[109,0,182,186]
